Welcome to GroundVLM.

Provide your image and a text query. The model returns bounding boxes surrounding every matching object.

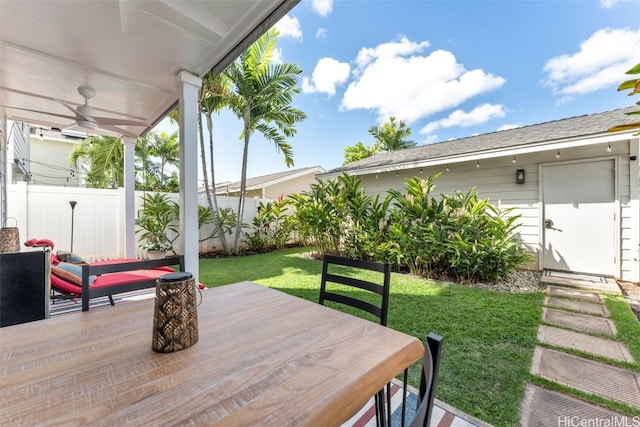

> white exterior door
[542,160,616,275]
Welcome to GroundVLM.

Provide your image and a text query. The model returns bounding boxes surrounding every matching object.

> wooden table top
[0,281,424,426]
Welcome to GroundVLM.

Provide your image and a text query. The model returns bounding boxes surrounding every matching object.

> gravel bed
[618,280,640,322]
[464,270,543,293]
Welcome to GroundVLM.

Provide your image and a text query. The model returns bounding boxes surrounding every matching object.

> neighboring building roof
[213,166,327,193]
[324,107,638,176]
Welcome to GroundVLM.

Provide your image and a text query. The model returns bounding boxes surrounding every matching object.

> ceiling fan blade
[0,106,76,121]
[93,116,148,127]
[59,100,88,118]
[100,124,139,138]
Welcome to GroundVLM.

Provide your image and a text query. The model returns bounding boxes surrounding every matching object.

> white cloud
[543,28,640,97]
[272,48,284,64]
[600,0,619,8]
[341,38,505,124]
[302,57,351,96]
[423,134,439,145]
[497,123,522,131]
[315,27,328,40]
[312,0,333,17]
[420,104,506,134]
[275,15,302,40]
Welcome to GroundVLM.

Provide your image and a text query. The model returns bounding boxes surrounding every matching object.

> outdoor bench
[80,255,185,312]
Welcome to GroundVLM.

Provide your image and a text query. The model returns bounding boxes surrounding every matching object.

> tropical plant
[69,131,180,191]
[198,205,237,246]
[387,177,532,282]
[288,177,345,255]
[146,130,180,192]
[69,135,124,188]
[242,197,294,252]
[343,142,377,164]
[369,116,416,152]
[289,173,531,283]
[135,193,178,253]
[342,116,416,164]
[387,175,441,275]
[223,28,306,253]
[609,62,640,135]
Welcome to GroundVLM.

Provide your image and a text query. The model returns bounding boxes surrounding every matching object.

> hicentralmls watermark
[558,416,640,427]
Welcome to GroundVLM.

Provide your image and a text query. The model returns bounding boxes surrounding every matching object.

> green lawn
[199,247,544,426]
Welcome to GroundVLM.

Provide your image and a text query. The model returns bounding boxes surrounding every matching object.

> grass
[199,247,545,426]
[605,294,640,370]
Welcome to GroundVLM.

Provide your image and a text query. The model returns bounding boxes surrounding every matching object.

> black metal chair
[319,254,392,427]
[409,332,444,427]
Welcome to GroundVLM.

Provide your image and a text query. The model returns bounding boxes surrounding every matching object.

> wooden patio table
[0,281,424,426]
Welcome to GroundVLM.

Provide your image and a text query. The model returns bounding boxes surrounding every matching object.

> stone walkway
[520,272,640,426]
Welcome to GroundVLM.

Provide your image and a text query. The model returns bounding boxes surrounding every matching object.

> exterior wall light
[516,169,525,184]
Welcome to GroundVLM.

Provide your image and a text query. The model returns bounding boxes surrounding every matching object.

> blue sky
[158,0,640,185]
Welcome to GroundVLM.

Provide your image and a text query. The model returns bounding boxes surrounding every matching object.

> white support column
[177,70,202,283]
[629,138,639,283]
[123,137,136,259]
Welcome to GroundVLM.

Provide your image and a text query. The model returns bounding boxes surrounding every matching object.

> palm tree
[198,71,232,253]
[69,131,179,191]
[342,117,416,164]
[148,130,180,192]
[368,116,416,152]
[609,62,640,135]
[343,142,376,165]
[223,28,306,252]
[135,133,154,191]
[69,135,124,188]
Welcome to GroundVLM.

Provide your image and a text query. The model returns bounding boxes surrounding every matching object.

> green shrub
[243,197,294,252]
[387,177,531,282]
[288,173,531,283]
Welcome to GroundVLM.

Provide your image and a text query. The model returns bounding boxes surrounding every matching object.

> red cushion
[50,274,81,295]
[24,238,55,250]
[90,259,175,273]
[91,269,173,289]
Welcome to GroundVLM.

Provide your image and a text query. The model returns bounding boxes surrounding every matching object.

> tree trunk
[198,112,229,254]
[206,114,229,253]
[233,129,250,254]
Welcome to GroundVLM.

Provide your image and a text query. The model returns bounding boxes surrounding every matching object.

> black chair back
[319,254,391,325]
[319,254,392,426]
[411,332,444,427]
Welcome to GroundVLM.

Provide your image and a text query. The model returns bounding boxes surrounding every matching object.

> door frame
[538,156,620,276]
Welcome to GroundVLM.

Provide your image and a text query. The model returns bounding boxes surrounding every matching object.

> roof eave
[319,129,637,180]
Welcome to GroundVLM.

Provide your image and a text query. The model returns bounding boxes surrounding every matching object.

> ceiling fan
[58,86,148,137]
[2,86,148,138]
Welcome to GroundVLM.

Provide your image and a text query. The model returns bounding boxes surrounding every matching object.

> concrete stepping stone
[537,325,634,362]
[531,347,640,408]
[543,307,616,335]
[544,296,609,316]
[541,271,622,294]
[547,286,604,303]
[520,384,634,427]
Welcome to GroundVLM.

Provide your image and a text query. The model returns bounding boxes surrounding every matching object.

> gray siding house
[320,107,640,283]
[215,166,326,200]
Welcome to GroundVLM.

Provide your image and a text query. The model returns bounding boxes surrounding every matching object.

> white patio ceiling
[0,0,299,137]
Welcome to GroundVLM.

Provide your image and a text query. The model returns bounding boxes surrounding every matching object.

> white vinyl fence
[6,182,264,260]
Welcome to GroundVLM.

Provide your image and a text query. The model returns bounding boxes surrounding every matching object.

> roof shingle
[326,107,638,174]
